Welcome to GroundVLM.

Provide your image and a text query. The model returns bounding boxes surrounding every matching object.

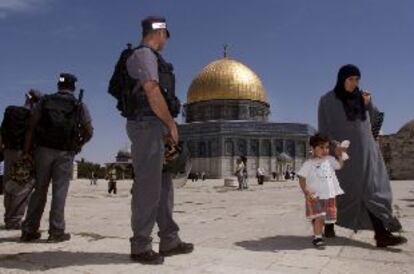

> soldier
[0,90,42,229]
[125,16,193,264]
[20,73,93,242]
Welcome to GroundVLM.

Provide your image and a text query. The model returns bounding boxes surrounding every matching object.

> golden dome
[187,58,267,104]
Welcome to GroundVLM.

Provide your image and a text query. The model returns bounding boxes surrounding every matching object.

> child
[297,133,345,247]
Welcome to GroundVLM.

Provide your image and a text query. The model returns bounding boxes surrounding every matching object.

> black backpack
[108,43,138,118]
[36,94,80,151]
[1,106,31,150]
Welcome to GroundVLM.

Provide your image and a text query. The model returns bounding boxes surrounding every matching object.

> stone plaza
[1,178,413,273]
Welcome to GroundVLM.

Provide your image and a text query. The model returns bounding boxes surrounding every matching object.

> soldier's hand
[167,122,179,145]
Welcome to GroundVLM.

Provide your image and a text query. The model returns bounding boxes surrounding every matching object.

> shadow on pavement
[0,236,21,243]
[0,251,131,271]
[235,235,403,253]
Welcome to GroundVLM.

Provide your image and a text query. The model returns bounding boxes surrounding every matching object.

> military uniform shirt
[126,45,159,88]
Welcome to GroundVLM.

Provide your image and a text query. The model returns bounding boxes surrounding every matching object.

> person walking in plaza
[20,73,93,242]
[122,16,193,264]
[256,167,265,185]
[297,134,344,247]
[241,156,248,189]
[235,158,245,190]
[90,171,98,185]
[106,166,117,194]
[318,64,406,247]
[0,90,42,230]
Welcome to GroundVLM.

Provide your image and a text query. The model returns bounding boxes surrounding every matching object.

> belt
[127,115,158,121]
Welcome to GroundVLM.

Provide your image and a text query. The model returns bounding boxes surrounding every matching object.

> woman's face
[344,76,360,92]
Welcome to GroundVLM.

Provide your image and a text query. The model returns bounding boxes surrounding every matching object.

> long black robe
[318,91,401,232]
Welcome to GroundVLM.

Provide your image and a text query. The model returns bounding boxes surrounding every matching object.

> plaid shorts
[305,197,337,223]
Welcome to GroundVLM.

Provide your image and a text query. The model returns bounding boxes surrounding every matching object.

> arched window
[199,142,207,157]
[225,139,234,156]
[262,139,271,156]
[250,139,259,156]
[237,139,247,156]
[275,139,284,154]
[296,141,306,158]
[286,140,295,157]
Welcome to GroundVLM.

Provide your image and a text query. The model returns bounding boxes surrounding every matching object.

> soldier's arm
[79,104,94,146]
[142,81,177,142]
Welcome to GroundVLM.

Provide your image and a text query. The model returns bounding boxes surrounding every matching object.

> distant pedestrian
[107,167,117,194]
[256,167,265,185]
[90,171,97,185]
[235,158,245,190]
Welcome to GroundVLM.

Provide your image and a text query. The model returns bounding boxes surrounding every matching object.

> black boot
[130,250,164,265]
[375,233,407,248]
[20,231,41,242]
[47,233,71,243]
[324,224,336,238]
[159,242,194,257]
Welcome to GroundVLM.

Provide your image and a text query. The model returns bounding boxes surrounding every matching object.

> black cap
[58,73,78,85]
[141,16,170,38]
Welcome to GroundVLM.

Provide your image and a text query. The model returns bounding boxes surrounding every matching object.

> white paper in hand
[340,140,350,160]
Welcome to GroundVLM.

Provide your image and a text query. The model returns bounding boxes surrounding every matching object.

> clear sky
[1,0,413,163]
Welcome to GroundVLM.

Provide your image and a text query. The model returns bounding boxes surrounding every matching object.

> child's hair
[309,133,330,148]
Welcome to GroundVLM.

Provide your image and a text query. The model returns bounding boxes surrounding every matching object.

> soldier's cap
[25,89,43,102]
[58,73,78,84]
[141,16,170,38]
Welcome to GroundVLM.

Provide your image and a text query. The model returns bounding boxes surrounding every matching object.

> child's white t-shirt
[297,156,344,199]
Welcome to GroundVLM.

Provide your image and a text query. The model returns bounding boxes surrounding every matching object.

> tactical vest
[133,46,181,118]
[36,93,80,151]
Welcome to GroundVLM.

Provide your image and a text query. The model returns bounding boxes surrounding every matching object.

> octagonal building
[178,56,315,179]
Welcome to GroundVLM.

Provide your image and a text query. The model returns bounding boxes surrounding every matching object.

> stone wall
[379,126,414,180]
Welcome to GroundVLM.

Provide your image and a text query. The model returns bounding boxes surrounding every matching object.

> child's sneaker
[312,237,326,248]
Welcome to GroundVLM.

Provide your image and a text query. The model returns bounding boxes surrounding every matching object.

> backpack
[36,94,80,151]
[1,106,31,150]
[108,44,138,118]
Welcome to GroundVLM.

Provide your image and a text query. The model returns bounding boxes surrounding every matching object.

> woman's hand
[362,90,371,106]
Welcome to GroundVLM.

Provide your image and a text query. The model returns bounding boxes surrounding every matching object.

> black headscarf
[334,64,367,121]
